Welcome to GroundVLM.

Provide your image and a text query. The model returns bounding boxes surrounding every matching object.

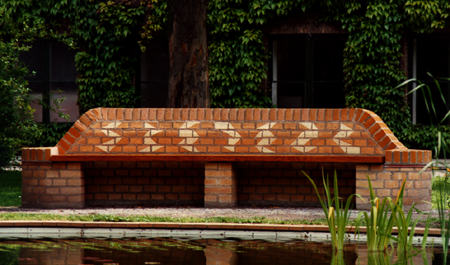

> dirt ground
[0,207,438,223]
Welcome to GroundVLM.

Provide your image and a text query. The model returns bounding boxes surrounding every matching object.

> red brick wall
[55,108,402,159]
[22,161,85,208]
[22,147,84,208]
[236,162,355,207]
[21,108,432,209]
[83,161,355,207]
[84,161,204,207]
[356,164,432,210]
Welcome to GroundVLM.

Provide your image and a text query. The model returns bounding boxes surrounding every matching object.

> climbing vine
[0,0,167,164]
[54,0,167,113]
[207,0,450,150]
[0,0,449,155]
[207,0,306,107]
[339,1,411,137]
[0,0,167,113]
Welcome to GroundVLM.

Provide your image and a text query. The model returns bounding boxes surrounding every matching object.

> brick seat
[22,108,432,209]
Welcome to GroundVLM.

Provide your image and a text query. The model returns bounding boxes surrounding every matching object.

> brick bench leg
[204,162,237,207]
[22,162,85,208]
[356,165,431,210]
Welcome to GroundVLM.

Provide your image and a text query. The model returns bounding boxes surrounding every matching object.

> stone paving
[0,207,341,220]
[0,207,437,222]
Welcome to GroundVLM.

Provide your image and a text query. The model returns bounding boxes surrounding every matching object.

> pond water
[0,238,447,265]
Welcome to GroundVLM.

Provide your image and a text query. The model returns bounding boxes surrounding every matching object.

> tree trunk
[167,0,209,107]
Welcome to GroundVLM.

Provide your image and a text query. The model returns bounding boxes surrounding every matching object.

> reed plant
[400,74,450,264]
[330,250,346,265]
[359,177,407,252]
[395,207,431,265]
[366,251,394,265]
[304,171,357,251]
[432,157,450,264]
[394,203,418,256]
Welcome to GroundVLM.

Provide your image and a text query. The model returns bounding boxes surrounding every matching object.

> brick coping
[49,154,384,163]
[23,107,432,165]
[63,107,404,154]
[0,221,440,236]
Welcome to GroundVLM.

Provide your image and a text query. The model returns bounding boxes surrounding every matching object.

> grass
[0,213,328,224]
[0,170,21,207]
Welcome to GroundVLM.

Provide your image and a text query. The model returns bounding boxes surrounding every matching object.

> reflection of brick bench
[22,108,432,209]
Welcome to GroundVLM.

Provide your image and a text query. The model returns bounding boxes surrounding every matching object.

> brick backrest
[23,108,430,165]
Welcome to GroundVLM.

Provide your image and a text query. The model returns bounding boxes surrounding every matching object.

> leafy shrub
[0,41,37,167]
[402,124,450,156]
[28,123,73,147]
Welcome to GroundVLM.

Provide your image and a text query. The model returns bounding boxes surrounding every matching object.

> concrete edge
[0,221,441,236]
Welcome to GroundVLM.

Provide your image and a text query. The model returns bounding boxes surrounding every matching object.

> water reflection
[331,247,436,265]
[204,245,237,265]
[0,238,446,265]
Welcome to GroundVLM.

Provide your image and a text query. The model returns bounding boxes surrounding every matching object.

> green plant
[365,251,393,265]
[432,173,450,209]
[64,0,167,112]
[394,203,418,256]
[402,125,450,158]
[30,122,73,147]
[304,171,357,251]
[0,212,328,225]
[207,0,450,137]
[0,0,167,114]
[360,177,405,252]
[330,250,345,265]
[0,0,448,148]
[400,74,450,264]
[397,74,450,156]
[0,42,37,167]
[432,159,450,264]
[357,176,428,256]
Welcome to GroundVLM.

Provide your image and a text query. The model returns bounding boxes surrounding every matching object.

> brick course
[22,148,84,208]
[356,164,432,210]
[237,162,355,207]
[52,108,408,160]
[84,161,204,207]
[22,108,432,209]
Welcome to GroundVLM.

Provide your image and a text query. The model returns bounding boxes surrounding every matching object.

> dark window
[272,34,346,108]
[139,37,169,107]
[20,40,78,122]
[414,34,450,125]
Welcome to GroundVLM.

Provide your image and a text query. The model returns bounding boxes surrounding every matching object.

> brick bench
[22,108,432,209]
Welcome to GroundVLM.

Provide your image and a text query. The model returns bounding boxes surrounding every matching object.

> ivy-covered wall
[0,0,449,155]
[0,0,167,113]
[207,0,449,150]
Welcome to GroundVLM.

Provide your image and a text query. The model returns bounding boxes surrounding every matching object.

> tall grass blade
[406,83,426,95]
[362,176,408,252]
[397,78,420,91]
[401,74,450,264]
[422,219,430,250]
[304,170,357,251]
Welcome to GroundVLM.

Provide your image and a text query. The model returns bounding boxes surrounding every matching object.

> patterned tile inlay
[72,120,383,155]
